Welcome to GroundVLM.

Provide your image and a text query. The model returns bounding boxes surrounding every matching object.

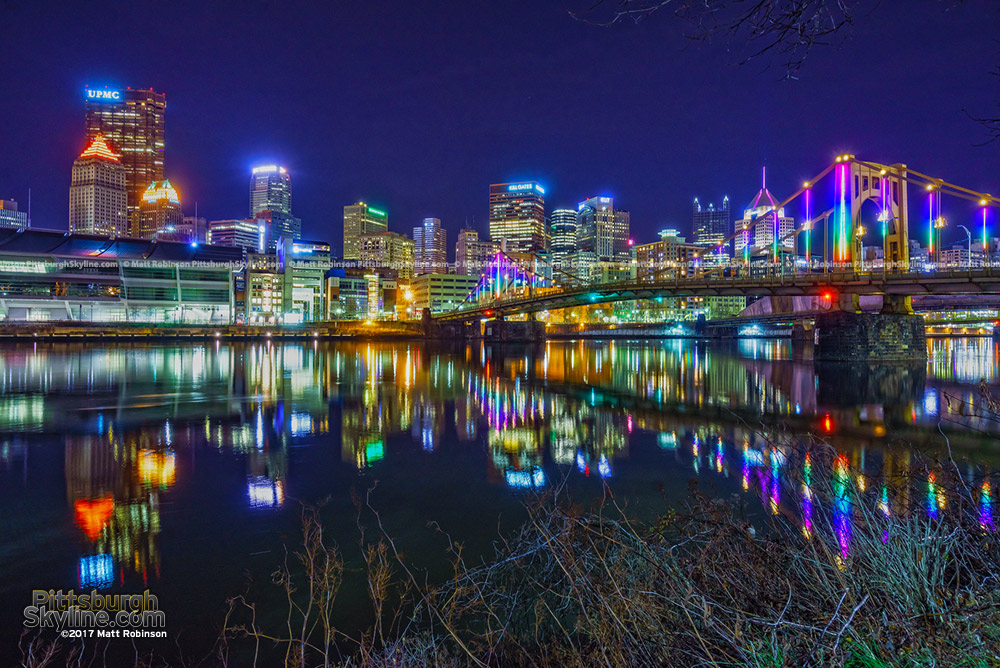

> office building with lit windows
[358,231,414,281]
[250,165,292,216]
[577,196,630,262]
[692,196,731,249]
[455,228,498,276]
[413,217,447,274]
[343,202,388,260]
[84,87,166,215]
[549,208,578,266]
[0,199,29,231]
[244,239,330,324]
[412,273,479,314]
[735,182,794,256]
[488,182,545,254]
[208,218,264,253]
[69,135,128,237]
[133,180,183,240]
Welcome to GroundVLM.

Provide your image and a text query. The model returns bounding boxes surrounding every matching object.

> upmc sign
[86,89,122,101]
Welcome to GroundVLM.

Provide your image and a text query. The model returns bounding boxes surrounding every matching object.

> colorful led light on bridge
[835,163,850,263]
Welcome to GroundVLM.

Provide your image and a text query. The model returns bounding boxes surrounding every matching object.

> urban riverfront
[2,338,1000,664]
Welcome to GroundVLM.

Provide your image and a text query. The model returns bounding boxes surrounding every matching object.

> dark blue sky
[1,0,999,253]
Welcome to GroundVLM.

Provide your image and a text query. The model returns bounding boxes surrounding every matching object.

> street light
[958,224,972,270]
[855,224,866,273]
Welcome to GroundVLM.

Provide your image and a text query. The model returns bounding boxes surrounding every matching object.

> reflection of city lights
[657,432,677,449]
[289,412,313,436]
[981,482,995,532]
[505,467,546,489]
[79,554,114,589]
[248,476,285,508]
[822,414,834,433]
[598,454,611,478]
[74,496,114,541]
[138,449,176,488]
[576,451,588,475]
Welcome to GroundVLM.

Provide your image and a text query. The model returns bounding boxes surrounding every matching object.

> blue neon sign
[507,183,544,195]
[86,89,122,102]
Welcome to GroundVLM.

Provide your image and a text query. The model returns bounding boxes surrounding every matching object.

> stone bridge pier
[815,294,926,362]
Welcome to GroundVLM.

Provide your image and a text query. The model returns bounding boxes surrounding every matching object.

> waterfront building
[208,218,263,252]
[489,182,545,254]
[549,208,578,267]
[412,273,479,314]
[635,229,703,281]
[577,196,630,263]
[692,196,731,249]
[413,217,447,275]
[0,199,29,231]
[84,87,166,215]
[249,165,292,216]
[133,180,183,240]
[343,202,388,260]
[69,135,127,236]
[326,271,369,319]
[455,228,499,276]
[358,231,414,281]
[0,228,239,322]
[244,239,330,324]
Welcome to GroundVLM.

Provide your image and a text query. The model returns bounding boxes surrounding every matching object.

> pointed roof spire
[80,134,119,161]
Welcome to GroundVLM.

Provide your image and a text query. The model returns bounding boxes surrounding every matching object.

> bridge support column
[483,317,546,342]
[816,311,926,362]
[791,321,813,343]
[881,294,914,315]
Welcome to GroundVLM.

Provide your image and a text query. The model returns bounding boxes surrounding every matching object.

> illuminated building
[244,239,330,324]
[245,253,282,323]
[635,229,702,281]
[549,208,577,267]
[0,228,240,322]
[84,87,166,216]
[250,165,292,216]
[326,272,369,318]
[577,196,630,263]
[208,218,262,252]
[455,228,498,276]
[0,199,29,230]
[358,231,414,281]
[69,135,128,237]
[692,196,731,249]
[735,173,794,257]
[254,209,302,252]
[411,273,478,314]
[413,217,447,274]
[489,182,545,254]
[133,179,183,240]
[343,202,388,260]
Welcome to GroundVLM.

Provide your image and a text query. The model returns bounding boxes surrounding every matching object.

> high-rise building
[488,182,545,254]
[735,173,794,257]
[358,231,414,281]
[577,196,630,262]
[692,196,731,249]
[208,219,263,252]
[413,217,447,274]
[69,135,128,236]
[250,165,292,217]
[133,180,182,240]
[549,208,578,266]
[455,228,499,276]
[635,229,703,281]
[343,202,388,260]
[84,87,166,216]
[254,209,302,252]
[0,199,29,230]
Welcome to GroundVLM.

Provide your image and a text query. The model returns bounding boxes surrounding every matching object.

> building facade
[455,228,498,276]
[243,239,330,324]
[69,135,128,237]
[412,273,478,314]
[343,202,388,260]
[577,196,630,263]
[635,229,703,281]
[549,208,578,267]
[413,217,447,275]
[735,183,794,257]
[84,87,166,216]
[692,196,731,249]
[133,180,183,240]
[249,165,292,216]
[489,182,545,254]
[208,219,263,252]
[0,199,29,231]
[358,231,414,281]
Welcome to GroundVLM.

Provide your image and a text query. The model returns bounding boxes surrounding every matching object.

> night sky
[2,0,999,254]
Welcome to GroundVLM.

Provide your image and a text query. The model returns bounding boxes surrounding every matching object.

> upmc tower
[84,87,166,217]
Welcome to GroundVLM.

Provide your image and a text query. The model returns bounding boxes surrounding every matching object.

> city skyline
[1,1,997,249]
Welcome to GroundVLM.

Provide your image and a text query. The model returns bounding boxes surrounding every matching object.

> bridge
[435,154,1000,361]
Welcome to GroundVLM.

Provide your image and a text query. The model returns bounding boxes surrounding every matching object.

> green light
[365,439,384,463]
[367,207,387,217]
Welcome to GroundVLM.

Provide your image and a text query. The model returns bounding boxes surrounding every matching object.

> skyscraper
[456,228,499,276]
[358,231,415,281]
[488,182,545,254]
[69,135,128,236]
[549,208,578,266]
[0,200,28,230]
[250,165,292,216]
[413,217,447,274]
[692,196,731,249]
[735,172,794,257]
[343,202,388,260]
[84,87,166,216]
[576,196,630,262]
[133,180,182,240]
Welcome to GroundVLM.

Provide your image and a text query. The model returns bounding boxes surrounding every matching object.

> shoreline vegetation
[19,429,1000,667]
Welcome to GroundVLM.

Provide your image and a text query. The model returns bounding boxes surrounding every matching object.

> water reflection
[0,338,997,604]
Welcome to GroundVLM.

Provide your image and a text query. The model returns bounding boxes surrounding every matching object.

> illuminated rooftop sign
[142,179,180,204]
[507,183,544,195]
[79,135,119,162]
[367,206,386,217]
[252,165,287,175]
[86,89,121,102]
